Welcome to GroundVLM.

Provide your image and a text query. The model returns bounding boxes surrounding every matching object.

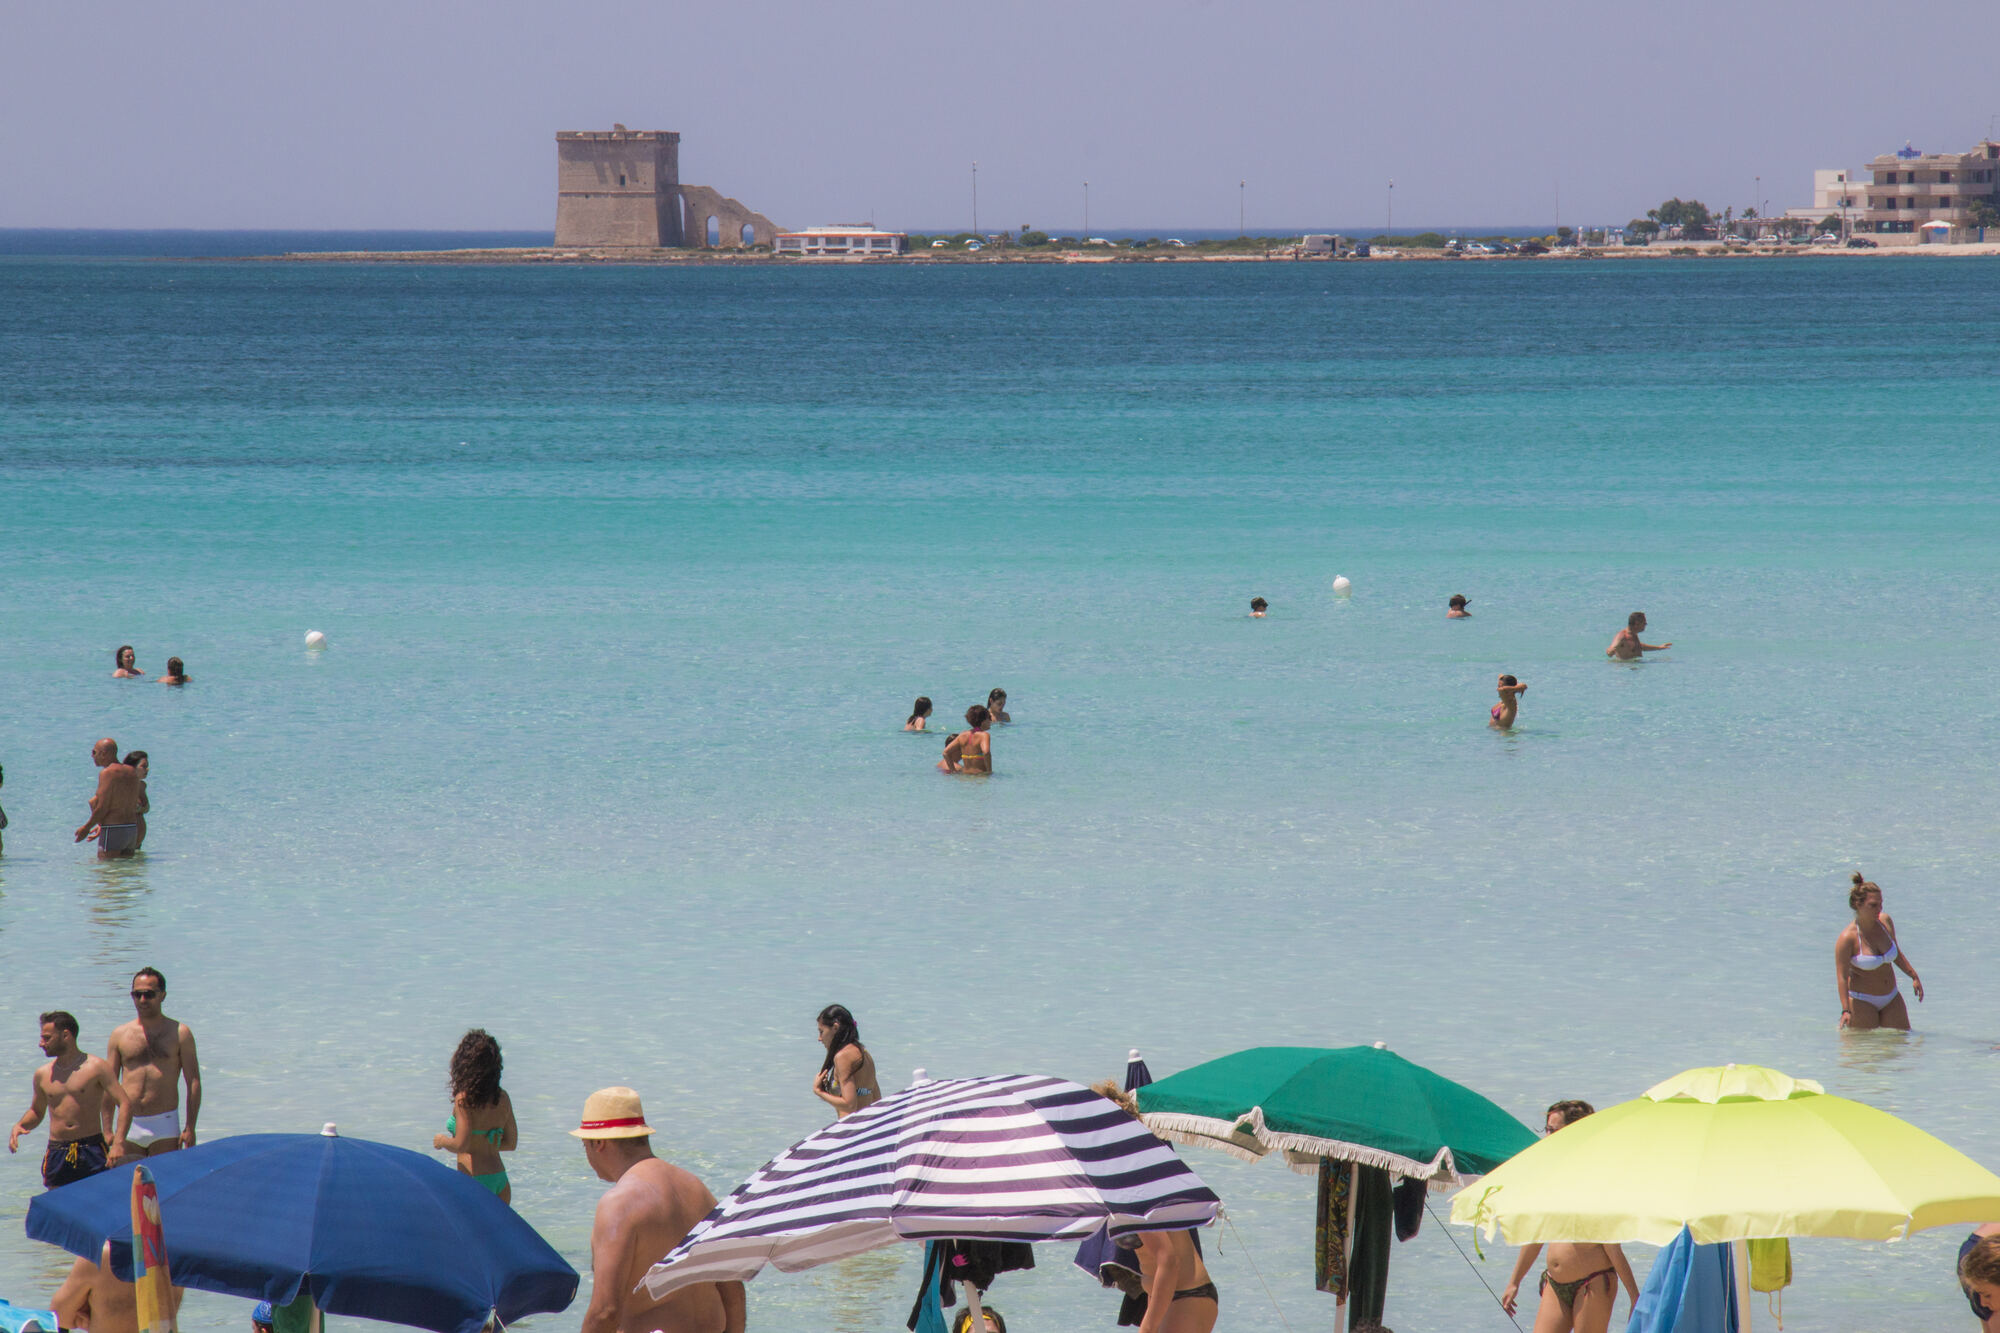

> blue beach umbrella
[26,1130,577,1333]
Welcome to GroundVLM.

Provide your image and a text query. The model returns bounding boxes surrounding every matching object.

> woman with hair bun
[811,1005,879,1120]
[939,706,992,774]
[1835,873,1924,1031]
[432,1029,517,1200]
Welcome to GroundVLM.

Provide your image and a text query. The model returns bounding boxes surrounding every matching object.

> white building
[774,226,907,257]
[1783,169,1866,226]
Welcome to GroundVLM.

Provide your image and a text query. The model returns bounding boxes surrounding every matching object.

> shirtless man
[52,1240,181,1333]
[104,968,199,1155]
[1605,612,1671,661]
[75,739,143,859]
[1502,1102,1638,1333]
[572,1087,744,1333]
[11,1011,133,1185]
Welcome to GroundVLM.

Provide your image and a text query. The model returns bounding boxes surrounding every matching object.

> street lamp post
[1239,180,1245,237]
[1083,182,1089,238]
[1387,180,1394,235]
[972,161,978,236]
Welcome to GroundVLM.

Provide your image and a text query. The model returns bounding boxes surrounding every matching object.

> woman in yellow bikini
[432,1029,517,1202]
[939,705,992,774]
[1502,1102,1638,1333]
[1836,872,1923,1031]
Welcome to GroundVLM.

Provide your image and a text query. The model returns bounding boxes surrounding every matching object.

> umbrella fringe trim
[1140,1112,1460,1183]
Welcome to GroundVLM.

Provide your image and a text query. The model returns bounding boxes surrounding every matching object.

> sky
[4,0,1999,232]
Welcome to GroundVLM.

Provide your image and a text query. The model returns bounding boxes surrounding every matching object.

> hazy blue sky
[6,0,1999,231]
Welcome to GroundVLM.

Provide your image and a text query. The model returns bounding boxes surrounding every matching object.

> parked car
[1623,235,1651,246]
[931,239,949,248]
[1813,233,1840,244]
[1518,240,1549,255]
[1845,237,1878,249]
[1164,238,1187,247]
[1349,242,1371,257]
[964,241,983,251]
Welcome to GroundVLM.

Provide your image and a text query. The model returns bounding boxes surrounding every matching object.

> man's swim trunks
[97,823,139,854]
[43,1134,108,1188]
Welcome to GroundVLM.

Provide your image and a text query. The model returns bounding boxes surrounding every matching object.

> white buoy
[1332,575,1352,595]
[304,630,327,650]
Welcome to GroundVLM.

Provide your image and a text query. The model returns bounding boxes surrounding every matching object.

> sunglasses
[131,989,161,999]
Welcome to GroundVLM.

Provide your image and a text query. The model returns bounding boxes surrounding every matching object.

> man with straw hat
[574,1087,744,1333]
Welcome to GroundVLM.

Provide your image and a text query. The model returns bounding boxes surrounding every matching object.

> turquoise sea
[2,253,1997,1332]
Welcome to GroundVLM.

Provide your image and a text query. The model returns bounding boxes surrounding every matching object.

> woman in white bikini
[1836,872,1923,1031]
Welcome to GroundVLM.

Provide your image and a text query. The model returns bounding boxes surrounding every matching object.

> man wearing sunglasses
[103,968,201,1157]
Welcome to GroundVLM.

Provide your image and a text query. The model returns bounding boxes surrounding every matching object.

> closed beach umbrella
[642,1073,1221,1299]
[27,1131,578,1333]
[1136,1044,1537,1182]
[1449,1063,2000,1246]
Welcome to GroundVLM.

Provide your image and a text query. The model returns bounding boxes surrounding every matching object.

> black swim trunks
[43,1134,109,1188]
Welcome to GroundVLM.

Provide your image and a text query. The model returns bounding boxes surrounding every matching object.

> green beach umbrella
[1449,1062,2000,1246]
[1135,1044,1537,1183]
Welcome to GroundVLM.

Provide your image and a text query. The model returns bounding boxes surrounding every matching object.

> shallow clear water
[2,256,1997,1332]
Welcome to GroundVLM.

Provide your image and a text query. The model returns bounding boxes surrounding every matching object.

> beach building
[774,226,907,257]
[554,127,779,249]
[1782,169,1866,228]
[1857,140,2000,237]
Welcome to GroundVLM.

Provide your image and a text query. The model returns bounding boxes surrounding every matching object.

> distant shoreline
[247,240,2000,264]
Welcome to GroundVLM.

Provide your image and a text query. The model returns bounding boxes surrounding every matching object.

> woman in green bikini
[432,1029,517,1202]
[1501,1101,1637,1333]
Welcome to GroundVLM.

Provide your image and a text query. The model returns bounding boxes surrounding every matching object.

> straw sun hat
[570,1086,655,1139]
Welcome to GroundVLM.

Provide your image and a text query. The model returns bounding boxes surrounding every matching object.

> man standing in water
[104,968,200,1155]
[1606,612,1672,660]
[574,1087,744,1333]
[76,739,143,858]
[10,1011,133,1185]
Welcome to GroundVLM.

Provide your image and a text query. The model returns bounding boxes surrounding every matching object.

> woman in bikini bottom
[1542,1267,1615,1315]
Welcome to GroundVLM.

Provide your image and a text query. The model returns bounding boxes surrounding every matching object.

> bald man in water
[75,739,143,859]
[51,1240,182,1333]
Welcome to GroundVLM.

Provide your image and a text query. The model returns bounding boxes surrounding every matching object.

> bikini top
[446,1114,504,1145]
[1852,932,1898,970]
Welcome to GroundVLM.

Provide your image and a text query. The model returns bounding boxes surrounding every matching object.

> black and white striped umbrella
[643,1073,1221,1298]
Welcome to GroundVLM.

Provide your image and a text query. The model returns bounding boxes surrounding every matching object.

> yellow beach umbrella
[1449,1063,2000,1246]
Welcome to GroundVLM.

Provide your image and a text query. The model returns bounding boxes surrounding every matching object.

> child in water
[1490,674,1526,729]
[905,697,932,731]
[1250,597,1268,617]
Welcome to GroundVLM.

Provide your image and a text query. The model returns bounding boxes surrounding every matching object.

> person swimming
[1448,594,1470,618]
[986,689,1010,724]
[1606,612,1671,660]
[939,706,993,773]
[1836,873,1924,1032]
[122,751,149,850]
[1490,674,1526,729]
[157,657,190,685]
[1250,597,1268,617]
[905,697,933,731]
[431,1028,517,1202]
[112,646,142,679]
[811,1004,880,1119]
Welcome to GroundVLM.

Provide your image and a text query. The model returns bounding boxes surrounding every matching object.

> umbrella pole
[961,1280,986,1332]
[1732,1240,1752,1332]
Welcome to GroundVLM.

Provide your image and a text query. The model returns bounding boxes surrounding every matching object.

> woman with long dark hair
[939,706,992,774]
[811,1004,880,1120]
[432,1029,518,1201]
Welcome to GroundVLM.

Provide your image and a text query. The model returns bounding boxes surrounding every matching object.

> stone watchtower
[554,126,682,247]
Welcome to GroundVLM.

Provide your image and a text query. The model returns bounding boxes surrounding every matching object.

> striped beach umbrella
[643,1073,1221,1299]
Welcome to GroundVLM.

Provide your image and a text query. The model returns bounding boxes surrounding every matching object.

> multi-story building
[1783,169,1865,228]
[1859,140,2000,234]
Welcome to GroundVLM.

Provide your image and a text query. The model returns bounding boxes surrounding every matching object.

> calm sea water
[2,255,1997,1333]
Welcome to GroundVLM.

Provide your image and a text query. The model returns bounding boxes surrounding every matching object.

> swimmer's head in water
[1251,597,1268,612]
[987,688,1006,708]
[909,696,932,724]
[1449,594,1468,609]
[166,657,185,677]
[1545,1099,1594,1133]
[116,645,135,669]
[1628,611,1647,631]
[965,704,992,729]
[1849,872,1883,911]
